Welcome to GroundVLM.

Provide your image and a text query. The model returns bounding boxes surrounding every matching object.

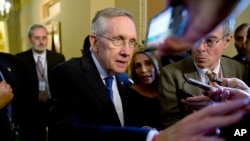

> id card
[39,80,46,91]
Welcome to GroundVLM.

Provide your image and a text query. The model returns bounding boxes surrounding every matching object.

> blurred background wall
[1,0,250,60]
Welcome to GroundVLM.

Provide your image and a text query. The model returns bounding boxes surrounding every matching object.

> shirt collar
[194,59,221,75]
[32,49,46,61]
[90,48,112,80]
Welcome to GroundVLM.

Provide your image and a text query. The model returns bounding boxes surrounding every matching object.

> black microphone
[176,89,193,99]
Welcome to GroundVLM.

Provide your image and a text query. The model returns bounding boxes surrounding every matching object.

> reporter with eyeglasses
[159,15,248,128]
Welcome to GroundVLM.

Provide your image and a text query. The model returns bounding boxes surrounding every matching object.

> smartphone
[145,1,188,50]
[187,78,213,91]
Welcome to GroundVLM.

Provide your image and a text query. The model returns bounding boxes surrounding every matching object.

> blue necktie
[0,70,3,82]
[104,77,113,102]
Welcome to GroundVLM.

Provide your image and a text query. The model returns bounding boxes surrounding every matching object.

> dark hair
[82,35,90,54]
[247,27,250,40]
[234,23,250,39]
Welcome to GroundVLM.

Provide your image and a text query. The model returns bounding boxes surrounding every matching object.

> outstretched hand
[156,0,249,57]
[155,98,250,141]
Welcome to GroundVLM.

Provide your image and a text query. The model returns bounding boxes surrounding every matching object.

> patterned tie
[206,71,217,85]
[36,56,44,79]
[206,70,223,85]
[104,77,114,103]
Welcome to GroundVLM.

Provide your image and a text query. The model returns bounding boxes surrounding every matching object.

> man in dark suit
[47,8,250,141]
[15,24,65,141]
[0,52,37,141]
[159,16,247,128]
[0,58,14,141]
[232,23,250,64]
[48,8,153,141]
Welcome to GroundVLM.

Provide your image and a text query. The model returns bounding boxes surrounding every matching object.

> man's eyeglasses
[199,34,229,47]
[97,35,137,48]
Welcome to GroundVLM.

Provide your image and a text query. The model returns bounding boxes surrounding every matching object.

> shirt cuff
[146,130,159,141]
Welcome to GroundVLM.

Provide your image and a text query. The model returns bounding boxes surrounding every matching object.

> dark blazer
[15,49,65,93]
[0,52,35,141]
[48,51,150,141]
[15,49,65,141]
[232,54,247,64]
[159,56,247,128]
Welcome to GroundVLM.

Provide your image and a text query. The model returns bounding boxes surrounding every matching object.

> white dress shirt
[194,59,222,84]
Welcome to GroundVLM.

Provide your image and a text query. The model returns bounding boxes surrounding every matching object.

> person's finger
[206,85,229,102]
[218,90,229,101]
[219,78,229,86]
[191,99,250,119]
[194,110,245,133]
[186,95,210,101]
[191,136,225,141]
[155,37,192,56]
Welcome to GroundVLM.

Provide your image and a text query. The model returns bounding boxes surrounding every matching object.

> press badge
[39,80,46,91]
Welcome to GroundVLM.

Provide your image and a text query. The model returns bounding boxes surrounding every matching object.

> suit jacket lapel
[0,54,15,83]
[0,62,11,82]
[26,50,37,80]
[46,50,54,71]
[115,74,129,108]
[183,57,203,96]
[81,52,117,113]
[220,58,235,78]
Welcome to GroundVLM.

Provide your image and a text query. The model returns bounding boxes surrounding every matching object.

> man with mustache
[15,24,65,141]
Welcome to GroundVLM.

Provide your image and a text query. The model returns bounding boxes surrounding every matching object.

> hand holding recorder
[177,78,212,100]
[206,78,250,102]
[187,78,212,91]
[178,78,213,110]
[187,77,250,104]
[186,78,223,102]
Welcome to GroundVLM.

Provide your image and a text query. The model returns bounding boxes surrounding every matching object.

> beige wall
[14,0,141,60]
[6,0,250,60]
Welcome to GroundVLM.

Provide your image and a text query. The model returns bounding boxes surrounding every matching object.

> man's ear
[226,34,233,43]
[89,34,98,50]
[224,34,233,49]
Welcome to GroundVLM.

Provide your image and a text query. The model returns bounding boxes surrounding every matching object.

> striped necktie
[36,56,44,80]
[36,56,50,102]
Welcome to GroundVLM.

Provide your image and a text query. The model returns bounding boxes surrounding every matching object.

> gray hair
[221,15,236,36]
[91,8,133,35]
[28,24,48,37]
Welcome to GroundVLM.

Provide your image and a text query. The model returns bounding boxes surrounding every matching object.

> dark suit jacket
[232,54,247,64]
[0,52,35,141]
[15,49,65,94]
[159,56,247,128]
[48,51,150,141]
[15,49,65,141]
